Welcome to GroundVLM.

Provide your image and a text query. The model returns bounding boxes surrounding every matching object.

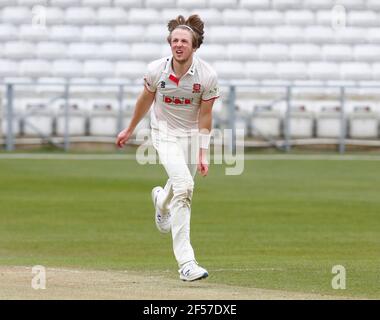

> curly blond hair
[167,14,205,49]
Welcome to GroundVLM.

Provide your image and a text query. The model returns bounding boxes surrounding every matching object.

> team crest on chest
[192,83,201,93]
[160,81,166,88]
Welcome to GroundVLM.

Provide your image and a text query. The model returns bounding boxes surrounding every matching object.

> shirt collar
[163,55,197,76]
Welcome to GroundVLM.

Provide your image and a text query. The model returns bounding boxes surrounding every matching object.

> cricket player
[116,14,219,281]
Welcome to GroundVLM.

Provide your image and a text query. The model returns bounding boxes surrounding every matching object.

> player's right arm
[116,87,155,148]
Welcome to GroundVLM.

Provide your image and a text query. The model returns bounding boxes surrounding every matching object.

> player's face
[170,29,195,64]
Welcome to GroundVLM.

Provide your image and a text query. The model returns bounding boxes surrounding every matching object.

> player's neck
[171,56,193,79]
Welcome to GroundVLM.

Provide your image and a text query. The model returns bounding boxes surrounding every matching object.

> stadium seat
[97,7,128,25]
[44,8,65,25]
[322,45,353,61]
[304,26,335,43]
[373,64,380,80]
[115,61,147,80]
[101,78,131,94]
[367,0,380,10]
[146,0,176,8]
[82,0,112,7]
[55,103,87,137]
[19,24,49,42]
[22,103,55,138]
[335,0,366,10]
[84,60,114,78]
[50,25,82,42]
[353,45,380,61]
[213,61,245,79]
[69,77,100,94]
[302,0,331,9]
[289,106,314,138]
[144,24,167,43]
[241,27,272,43]
[161,9,191,23]
[276,62,308,80]
[227,44,259,61]
[367,28,380,44]
[340,62,372,80]
[284,10,314,25]
[161,44,172,57]
[3,42,35,59]
[208,0,238,9]
[0,59,19,77]
[335,27,367,44]
[316,107,344,139]
[197,44,228,61]
[99,43,130,61]
[68,43,100,60]
[65,7,97,25]
[114,25,145,42]
[271,26,304,43]
[245,62,276,79]
[348,11,379,27]
[308,62,340,80]
[208,26,241,43]
[0,24,18,41]
[52,60,83,78]
[289,44,321,61]
[36,77,66,95]
[128,9,160,24]
[36,42,67,60]
[222,9,253,25]
[348,107,379,139]
[20,60,51,78]
[239,0,270,9]
[315,10,334,26]
[258,44,289,61]
[251,106,282,138]
[88,103,119,136]
[188,8,223,26]
[82,26,114,42]
[17,0,46,6]
[1,7,31,24]
[113,0,143,8]
[253,10,284,25]
[0,0,15,7]
[129,43,163,61]
[50,0,78,7]
[177,0,207,9]
[272,0,302,10]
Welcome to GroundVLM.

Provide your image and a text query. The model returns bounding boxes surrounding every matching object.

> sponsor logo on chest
[163,95,193,105]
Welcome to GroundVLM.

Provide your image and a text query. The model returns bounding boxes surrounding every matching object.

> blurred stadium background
[1,0,380,152]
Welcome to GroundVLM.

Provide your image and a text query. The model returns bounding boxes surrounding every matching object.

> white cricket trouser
[151,128,199,266]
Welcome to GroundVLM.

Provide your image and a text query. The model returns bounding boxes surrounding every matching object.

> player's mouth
[176,50,183,55]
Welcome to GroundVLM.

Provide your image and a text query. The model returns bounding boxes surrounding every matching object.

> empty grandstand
[1,0,380,152]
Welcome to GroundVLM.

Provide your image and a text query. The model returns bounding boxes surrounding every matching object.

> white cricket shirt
[144,55,219,136]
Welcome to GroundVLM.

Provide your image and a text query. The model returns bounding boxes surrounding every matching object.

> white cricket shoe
[179,260,209,282]
[151,186,171,234]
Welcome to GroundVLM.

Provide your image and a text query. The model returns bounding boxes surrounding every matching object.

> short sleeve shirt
[144,55,219,136]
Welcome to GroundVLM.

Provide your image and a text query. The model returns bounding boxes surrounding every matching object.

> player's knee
[172,177,194,205]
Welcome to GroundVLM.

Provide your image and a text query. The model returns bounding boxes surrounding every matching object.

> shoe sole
[180,272,209,282]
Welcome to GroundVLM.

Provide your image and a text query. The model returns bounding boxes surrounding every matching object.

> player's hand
[198,149,209,177]
[116,128,132,148]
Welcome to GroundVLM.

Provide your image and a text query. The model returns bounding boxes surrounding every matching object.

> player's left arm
[198,98,216,177]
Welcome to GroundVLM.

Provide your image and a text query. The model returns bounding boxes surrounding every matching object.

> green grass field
[0,156,379,298]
